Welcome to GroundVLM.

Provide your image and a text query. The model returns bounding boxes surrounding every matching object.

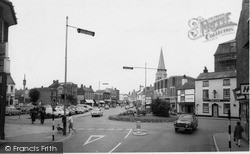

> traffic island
[132,121,148,136]
[108,114,178,123]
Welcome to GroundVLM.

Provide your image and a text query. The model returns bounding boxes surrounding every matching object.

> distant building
[83,85,95,106]
[177,78,195,114]
[154,48,195,111]
[77,84,85,104]
[6,74,16,106]
[36,86,51,105]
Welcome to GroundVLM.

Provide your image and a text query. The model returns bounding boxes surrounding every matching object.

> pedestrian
[234,121,244,147]
[30,108,36,124]
[40,108,45,124]
[68,113,76,134]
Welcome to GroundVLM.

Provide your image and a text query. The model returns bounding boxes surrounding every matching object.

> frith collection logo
[188,12,237,41]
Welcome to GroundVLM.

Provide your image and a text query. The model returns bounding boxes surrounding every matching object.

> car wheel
[175,128,178,133]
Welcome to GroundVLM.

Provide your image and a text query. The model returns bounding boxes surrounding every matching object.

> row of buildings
[9,79,120,107]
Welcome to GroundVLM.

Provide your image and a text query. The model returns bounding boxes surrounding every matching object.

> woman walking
[68,113,76,134]
[234,121,244,147]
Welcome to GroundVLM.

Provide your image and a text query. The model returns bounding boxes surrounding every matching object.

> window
[203,103,209,113]
[203,90,209,99]
[180,90,185,94]
[223,104,230,114]
[10,86,14,93]
[223,79,230,86]
[203,81,209,87]
[170,87,175,96]
[223,89,230,99]
[181,96,185,102]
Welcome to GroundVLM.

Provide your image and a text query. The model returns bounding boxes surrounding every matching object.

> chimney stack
[203,66,208,73]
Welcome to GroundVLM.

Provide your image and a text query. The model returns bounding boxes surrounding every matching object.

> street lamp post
[63,16,95,135]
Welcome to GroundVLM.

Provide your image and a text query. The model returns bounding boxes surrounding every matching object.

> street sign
[77,28,95,36]
[241,84,249,94]
[123,66,133,70]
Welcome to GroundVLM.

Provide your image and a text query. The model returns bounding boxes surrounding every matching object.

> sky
[8,0,242,94]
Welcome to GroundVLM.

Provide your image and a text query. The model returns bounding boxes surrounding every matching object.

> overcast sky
[9,0,242,94]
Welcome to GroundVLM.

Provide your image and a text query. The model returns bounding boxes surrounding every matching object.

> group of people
[30,106,46,124]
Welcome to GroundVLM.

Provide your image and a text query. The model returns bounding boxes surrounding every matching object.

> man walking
[234,121,244,147]
[68,113,76,134]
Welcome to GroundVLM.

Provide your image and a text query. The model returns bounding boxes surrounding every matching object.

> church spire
[158,47,166,70]
[155,47,167,81]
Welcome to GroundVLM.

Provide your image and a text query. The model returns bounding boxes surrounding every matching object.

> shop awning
[99,100,105,104]
[85,100,95,104]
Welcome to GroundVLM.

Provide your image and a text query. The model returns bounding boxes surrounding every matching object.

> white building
[6,74,16,106]
[177,79,195,114]
[195,70,239,118]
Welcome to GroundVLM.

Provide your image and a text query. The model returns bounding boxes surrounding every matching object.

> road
[62,106,235,153]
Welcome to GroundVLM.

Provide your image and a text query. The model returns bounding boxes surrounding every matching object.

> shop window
[181,96,185,102]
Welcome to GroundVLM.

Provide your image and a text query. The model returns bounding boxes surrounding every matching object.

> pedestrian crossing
[75,128,131,131]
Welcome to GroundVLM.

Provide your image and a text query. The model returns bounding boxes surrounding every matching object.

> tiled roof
[178,82,195,90]
[196,71,236,80]
[77,88,85,95]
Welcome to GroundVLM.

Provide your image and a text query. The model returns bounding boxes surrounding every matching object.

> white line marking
[125,129,132,139]
[86,128,95,130]
[83,135,105,146]
[56,132,72,142]
[109,142,122,153]
[116,128,122,131]
[213,134,219,152]
[97,128,104,130]
[106,128,114,131]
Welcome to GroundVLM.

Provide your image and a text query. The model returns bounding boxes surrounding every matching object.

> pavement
[0,112,90,145]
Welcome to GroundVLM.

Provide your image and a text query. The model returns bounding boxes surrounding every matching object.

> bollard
[136,121,141,133]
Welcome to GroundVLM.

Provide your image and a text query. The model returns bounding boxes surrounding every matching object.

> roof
[196,71,236,80]
[95,90,105,93]
[214,39,236,56]
[0,0,17,26]
[83,87,94,93]
[178,82,195,90]
[7,74,15,85]
[77,88,85,95]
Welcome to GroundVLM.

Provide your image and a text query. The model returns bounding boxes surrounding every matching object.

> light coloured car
[91,108,103,117]
[5,106,21,115]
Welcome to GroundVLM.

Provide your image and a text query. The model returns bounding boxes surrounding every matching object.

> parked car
[91,108,103,117]
[67,106,77,115]
[45,107,69,117]
[5,106,21,115]
[104,105,109,110]
[75,107,86,114]
[174,114,198,133]
[76,104,92,111]
[125,105,130,110]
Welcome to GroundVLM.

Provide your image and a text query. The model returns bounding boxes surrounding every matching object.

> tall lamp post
[123,64,165,108]
[63,16,95,135]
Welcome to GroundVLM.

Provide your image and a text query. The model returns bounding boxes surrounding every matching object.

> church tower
[155,48,167,81]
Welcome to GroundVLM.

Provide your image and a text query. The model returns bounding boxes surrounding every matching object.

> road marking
[97,128,104,130]
[116,128,122,131]
[109,142,122,153]
[106,128,115,131]
[83,135,105,146]
[213,134,219,152]
[86,128,95,130]
[125,129,132,139]
[76,128,84,131]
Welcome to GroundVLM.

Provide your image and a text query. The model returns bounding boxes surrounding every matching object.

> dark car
[174,114,198,133]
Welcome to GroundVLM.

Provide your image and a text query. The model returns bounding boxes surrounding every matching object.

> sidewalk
[213,132,249,152]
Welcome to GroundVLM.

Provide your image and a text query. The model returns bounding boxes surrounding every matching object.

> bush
[151,98,170,117]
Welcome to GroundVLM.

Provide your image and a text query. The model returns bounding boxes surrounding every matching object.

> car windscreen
[178,115,193,122]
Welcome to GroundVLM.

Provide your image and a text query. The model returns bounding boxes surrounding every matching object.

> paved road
[62,107,236,153]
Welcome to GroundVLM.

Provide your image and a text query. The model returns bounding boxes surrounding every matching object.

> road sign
[77,28,95,36]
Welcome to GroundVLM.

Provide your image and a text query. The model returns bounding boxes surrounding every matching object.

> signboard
[241,84,249,95]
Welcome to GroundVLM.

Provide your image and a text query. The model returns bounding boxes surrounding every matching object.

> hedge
[108,115,178,123]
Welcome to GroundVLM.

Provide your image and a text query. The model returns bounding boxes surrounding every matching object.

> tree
[67,94,77,105]
[29,88,40,106]
[151,98,170,117]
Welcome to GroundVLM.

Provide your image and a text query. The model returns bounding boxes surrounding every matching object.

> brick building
[233,0,249,141]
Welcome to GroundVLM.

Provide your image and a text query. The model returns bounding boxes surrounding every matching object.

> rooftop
[196,71,236,80]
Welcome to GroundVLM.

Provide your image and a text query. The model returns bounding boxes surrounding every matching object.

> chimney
[81,84,83,88]
[182,75,187,85]
[203,66,208,73]
[90,85,92,89]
